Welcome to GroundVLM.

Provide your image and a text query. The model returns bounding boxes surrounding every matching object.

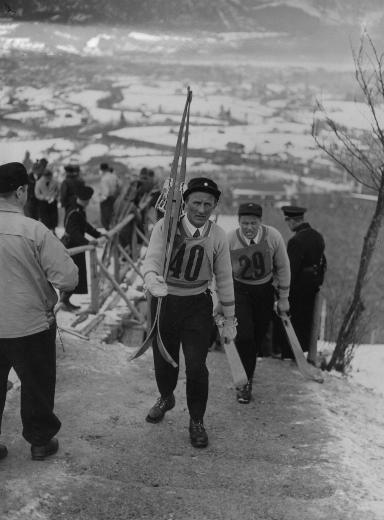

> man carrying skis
[143,177,236,448]
[227,202,290,404]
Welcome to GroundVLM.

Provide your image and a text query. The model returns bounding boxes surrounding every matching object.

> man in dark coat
[277,206,326,358]
[60,185,104,312]
[59,164,85,212]
[24,159,46,219]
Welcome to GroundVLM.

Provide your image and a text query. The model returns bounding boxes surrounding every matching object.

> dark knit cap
[281,205,307,218]
[183,177,221,201]
[77,185,94,201]
[0,162,29,193]
[238,202,262,217]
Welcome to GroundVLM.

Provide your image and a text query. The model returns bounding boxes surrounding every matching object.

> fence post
[89,248,99,314]
[112,236,120,284]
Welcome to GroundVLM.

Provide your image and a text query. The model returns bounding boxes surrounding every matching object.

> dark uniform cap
[0,162,29,193]
[238,202,262,217]
[77,185,94,201]
[183,177,221,201]
[100,162,110,171]
[281,205,307,218]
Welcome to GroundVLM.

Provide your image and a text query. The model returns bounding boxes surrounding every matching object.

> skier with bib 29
[227,202,290,404]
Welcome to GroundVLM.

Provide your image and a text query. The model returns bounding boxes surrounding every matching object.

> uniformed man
[59,164,85,212]
[0,162,78,461]
[227,202,291,403]
[279,205,326,358]
[143,177,236,448]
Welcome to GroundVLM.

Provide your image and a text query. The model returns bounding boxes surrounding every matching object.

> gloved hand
[218,315,237,343]
[144,272,168,297]
[277,297,290,314]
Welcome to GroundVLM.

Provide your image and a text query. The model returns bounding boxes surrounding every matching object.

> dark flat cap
[77,185,94,201]
[281,205,307,218]
[183,177,221,201]
[238,202,262,217]
[0,162,29,193]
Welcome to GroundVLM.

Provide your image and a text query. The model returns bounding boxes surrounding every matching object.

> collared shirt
[0,199,79,338]
[239,226,262,246]
[182,215,208,237]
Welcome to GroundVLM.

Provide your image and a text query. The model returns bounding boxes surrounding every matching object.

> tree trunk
[327,186,384,371]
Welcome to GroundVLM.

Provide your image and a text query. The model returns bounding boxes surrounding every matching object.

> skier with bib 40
[143,177,236,448]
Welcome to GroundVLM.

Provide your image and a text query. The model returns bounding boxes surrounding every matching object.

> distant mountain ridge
[2,0,384,33]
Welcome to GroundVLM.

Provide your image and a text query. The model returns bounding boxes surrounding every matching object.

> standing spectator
[59,164,85,212]
[99,162,120,230]
[277,206,326,358]
[143,177,236,448]
[0,162,78,461]
[35,169,59,233]
[22,150,33,173]
[24,159,46,219]
[60,185,104,312]
[227,202,290,404]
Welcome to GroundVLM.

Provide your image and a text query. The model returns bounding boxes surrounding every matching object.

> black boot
[236,379,253,404]
[146,394,175,423]
[189,418,208,448]
[60,292,80,312]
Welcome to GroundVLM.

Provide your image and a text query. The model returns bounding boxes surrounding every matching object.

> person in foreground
[0,162,78,461]
[143,177,236,448]
[227,202,291,403]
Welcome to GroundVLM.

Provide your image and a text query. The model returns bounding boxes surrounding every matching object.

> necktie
[193,229,200,238]
[250,239,255,245]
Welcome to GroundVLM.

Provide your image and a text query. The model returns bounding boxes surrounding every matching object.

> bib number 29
[238,252,265,279]
[169,244,204,281]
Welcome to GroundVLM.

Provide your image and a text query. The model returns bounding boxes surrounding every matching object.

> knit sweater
[227,225,290,298]
[143,216,235,317]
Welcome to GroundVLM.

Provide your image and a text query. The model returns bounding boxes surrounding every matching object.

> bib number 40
[169,243,204,281]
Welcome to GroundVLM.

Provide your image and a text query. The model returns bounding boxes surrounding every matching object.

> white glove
[277,297,290,314]
[216,315,237,343]
[144,272,168,297]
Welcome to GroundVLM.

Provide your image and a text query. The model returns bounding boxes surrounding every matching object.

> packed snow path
[1,334,383,520]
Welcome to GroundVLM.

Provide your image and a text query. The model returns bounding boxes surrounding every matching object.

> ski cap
[281,205,307,218]
[183,177,221,201]
[0,162,29,193]
[238,202,262,217]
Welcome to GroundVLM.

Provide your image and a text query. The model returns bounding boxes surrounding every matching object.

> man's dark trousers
[100,196,115,230]
[234,280,274,379]
[151,292,213,421]
[0,324,61,446]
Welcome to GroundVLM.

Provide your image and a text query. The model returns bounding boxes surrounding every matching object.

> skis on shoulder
[279,312,324,384]
[130,87,193,366]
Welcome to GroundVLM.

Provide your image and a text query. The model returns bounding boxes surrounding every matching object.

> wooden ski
[215,314,248,387]
[279,312,324,383]
[130,87,192,365]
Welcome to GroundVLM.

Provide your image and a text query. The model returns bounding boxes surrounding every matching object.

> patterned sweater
[143,216,235,317]
[227,225,290,298]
